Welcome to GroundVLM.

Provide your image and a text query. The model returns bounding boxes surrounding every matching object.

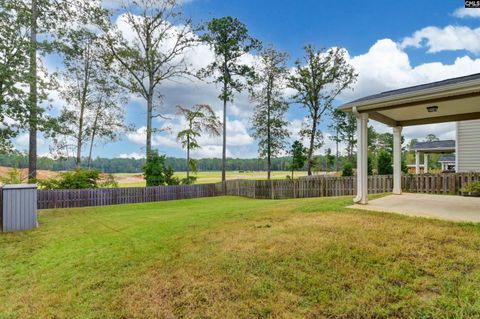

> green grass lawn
[1,196,480,318]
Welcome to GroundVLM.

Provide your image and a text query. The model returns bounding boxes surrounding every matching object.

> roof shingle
[412,140,455,150]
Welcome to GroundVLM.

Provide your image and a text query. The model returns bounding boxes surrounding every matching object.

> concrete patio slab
[349,193,480,223]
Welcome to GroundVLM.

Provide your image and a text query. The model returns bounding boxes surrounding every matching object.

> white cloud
[126,118,255,158]
[400,25,480,54]
[103,0,194,11]
[39,10,480,159]
[14,133,44,149]
[118,152,146,159]
[335,37,480,149]
[286,118,346,155]
[112,12,257,121]
[340,38,480,102]
[191,145,231,158]
[452,7,480,19]
[403,123,456,141]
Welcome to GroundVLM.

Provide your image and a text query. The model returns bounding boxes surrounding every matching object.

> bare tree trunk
[335,128,339,172]
[28,0,38,181]
[266,77,272,180]
[146,88,153,159]
[76,47,91,168]
[186,136,190,179]
[87,107,100,169]
[221,80,227,182]
[87,129,95,169]
[307,118,317,176]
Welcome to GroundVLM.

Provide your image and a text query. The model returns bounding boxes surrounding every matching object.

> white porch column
[393,126,402,195]
[415,151,420,174]
[424,153,429,173]
[354,111,369,204]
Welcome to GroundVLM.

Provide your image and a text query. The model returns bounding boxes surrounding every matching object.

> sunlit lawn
[115,170,309,187]
[1,195,480,318]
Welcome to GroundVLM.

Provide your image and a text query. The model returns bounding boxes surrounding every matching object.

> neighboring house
[409,119,480,173]
[438,154,456,172]
[411,140,455,174]
[456,119,480,172]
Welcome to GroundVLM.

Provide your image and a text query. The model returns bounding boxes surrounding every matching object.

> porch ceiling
[339,73,480,127]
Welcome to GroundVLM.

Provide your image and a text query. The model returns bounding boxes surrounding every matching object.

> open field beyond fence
[34,173,480,209]
[115,170,311,187]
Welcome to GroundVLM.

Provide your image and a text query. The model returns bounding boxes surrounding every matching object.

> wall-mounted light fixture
[427,106,438,113]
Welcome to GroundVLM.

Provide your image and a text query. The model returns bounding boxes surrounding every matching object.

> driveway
[349,193,480,223]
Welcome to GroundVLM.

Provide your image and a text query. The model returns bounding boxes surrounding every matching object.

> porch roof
[339,73,480,127]
[439,154,456,163]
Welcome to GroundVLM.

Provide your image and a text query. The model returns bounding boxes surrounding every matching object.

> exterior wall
[457,119,480,172]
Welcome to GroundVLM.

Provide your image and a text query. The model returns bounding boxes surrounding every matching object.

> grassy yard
[115,170,309,187]
[1,196,480,318]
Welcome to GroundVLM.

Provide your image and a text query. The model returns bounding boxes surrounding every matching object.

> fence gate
[2,184,38,232]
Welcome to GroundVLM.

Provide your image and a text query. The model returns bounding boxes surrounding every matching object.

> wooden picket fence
[402,173,480,195]
[35,173,480,209]
[37,184,217,209]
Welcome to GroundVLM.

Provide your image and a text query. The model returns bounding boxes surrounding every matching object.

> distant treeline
[0,154,331,173]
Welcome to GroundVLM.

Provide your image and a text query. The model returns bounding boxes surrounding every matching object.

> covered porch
[351,193,480,223]
[340,73,480,205]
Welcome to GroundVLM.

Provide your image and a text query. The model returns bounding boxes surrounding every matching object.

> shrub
[0,167,24,184]
[99,174,119,188]
[342,162,353,177]
[461,181,480,193]
[377,151,393,175]
[143,151,180,186]
[181,176,197,185]
[401,159,408,174]
[38,169,101,189]
[367,156,373,176]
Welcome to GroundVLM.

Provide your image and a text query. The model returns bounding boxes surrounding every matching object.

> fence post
[271,179,274,200]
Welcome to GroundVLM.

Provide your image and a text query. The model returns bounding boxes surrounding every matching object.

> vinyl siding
[457,120,480,172]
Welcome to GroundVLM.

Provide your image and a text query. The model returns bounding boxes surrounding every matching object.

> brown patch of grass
[118,204,480,318]
[0,166,58,183]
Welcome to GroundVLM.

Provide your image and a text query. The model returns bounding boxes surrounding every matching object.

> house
[411,140,455,173]
[438,154,456,172]
[409,120,480,173]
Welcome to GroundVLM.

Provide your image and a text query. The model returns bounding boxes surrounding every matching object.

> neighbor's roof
[439,154,456,162]
[341,73,480,108]
[412,140,455,151]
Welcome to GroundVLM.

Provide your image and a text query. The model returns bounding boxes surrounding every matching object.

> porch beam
[398,112,480,127]
[368,112,398,127]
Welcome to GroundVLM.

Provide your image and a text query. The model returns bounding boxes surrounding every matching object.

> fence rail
[33,173,480,209]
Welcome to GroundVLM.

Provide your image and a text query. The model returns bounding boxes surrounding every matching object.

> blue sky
[17,0,480,159]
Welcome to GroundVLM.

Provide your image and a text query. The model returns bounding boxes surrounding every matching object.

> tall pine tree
[250,47,290,179]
